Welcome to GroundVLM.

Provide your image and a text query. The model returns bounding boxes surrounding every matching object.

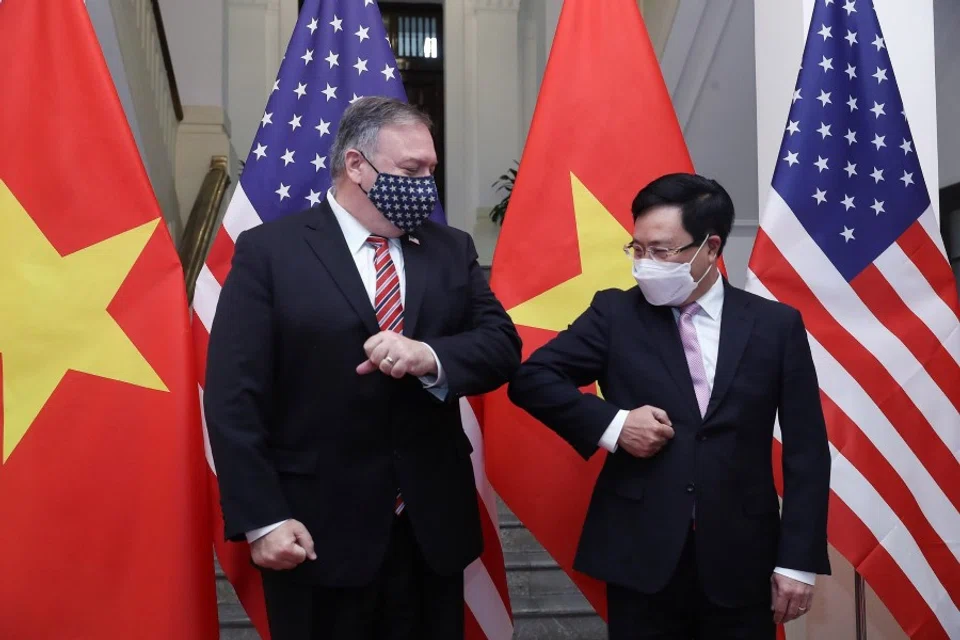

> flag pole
[855,571,868,640]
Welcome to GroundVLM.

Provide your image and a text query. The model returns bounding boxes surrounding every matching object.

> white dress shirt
[597,276,815,585]
[245,190,447,543]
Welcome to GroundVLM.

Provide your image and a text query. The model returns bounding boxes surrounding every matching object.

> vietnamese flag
[483,0,694,620]
[0,2,218,638]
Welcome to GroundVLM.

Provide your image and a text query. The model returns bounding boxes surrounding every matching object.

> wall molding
[226,0,278,8]
[465,0,521,14]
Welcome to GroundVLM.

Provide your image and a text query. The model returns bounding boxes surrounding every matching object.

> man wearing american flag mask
[203,97,521,639]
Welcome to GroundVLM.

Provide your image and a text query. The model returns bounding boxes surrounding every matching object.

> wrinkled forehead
[374,123,437,165]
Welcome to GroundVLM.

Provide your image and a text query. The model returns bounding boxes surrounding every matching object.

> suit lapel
[644,302,703,421]
[302,201,381,336]
[704,282,754,421]
[400,234,427,337]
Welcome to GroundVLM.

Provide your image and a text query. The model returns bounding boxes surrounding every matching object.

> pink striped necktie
[367,236,407,516]
[677,302,710,417]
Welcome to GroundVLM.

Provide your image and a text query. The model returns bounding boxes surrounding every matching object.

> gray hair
[329,97,432,179]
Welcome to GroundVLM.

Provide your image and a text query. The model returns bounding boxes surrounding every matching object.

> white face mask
[632,237,712,307]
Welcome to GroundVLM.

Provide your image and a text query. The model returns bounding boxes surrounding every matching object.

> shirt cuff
[418,343,447,391]
[598,410,628,453]
[774,567,816,585]
[245,520,288,543]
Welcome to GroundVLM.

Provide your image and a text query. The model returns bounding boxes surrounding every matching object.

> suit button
[696,433,707,442]
[393,450,401,460]
[685,483,695,493]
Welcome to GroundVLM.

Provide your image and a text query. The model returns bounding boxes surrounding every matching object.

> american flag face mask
[359,152,439,233]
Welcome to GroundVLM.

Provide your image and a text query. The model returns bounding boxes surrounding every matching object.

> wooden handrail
[179,156,231,303]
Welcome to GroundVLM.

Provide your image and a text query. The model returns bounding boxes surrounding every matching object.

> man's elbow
[507,360,538,408]
[505,333,522,373]
[491,324,522,381]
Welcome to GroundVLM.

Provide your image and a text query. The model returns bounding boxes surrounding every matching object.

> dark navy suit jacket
[508,281,830,606]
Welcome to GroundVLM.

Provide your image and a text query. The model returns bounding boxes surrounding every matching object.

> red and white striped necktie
[367,235,406,515]
[369,235,404,334]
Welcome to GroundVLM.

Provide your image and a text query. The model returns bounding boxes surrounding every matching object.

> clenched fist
[250,520,317,571]
[356,331,438,379]
[617,405,674,458]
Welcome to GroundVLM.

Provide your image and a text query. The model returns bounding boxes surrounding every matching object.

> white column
[444,0,469,231]
[227,0,282,160]
[517,0,562,143]
[279,0,299,59]
[445,0,521,247]
[518,2,539,142]
[540,0,562,82]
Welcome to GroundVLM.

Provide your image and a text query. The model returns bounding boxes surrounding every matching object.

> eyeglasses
[623,241,698,262]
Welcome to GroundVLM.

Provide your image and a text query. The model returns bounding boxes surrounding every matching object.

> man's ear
[344,149,366,183]
[708,234,722,258]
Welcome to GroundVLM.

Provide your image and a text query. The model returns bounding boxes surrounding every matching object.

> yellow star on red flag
[0,180,166,463]
[507,172,635,332]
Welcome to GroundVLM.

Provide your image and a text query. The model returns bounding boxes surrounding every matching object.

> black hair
[631,173,735,254]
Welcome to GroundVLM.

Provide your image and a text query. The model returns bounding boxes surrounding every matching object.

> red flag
[484,0,694,618]
[0,2,218,637]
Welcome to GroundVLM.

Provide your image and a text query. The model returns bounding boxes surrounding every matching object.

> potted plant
[488,161,518,226]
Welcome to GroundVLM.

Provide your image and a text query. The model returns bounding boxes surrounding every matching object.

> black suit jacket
[507,281,830,606]
[204,201,521,587]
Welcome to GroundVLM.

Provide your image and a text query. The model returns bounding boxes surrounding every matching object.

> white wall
[660,0,757,287]
[445,0,523,243]
[158,0,227,108]
[226,0,285,161]
[934,0,960,188]
[158,0,237,218]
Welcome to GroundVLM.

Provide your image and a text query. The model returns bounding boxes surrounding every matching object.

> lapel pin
[409,236,420,245]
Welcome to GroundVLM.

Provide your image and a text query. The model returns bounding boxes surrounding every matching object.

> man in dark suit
[204,97,521,640]
[508,174,831,639]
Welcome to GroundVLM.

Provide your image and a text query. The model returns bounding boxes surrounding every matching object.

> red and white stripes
[747,189,960,638]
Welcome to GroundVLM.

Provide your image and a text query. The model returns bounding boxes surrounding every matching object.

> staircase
[498,499,606,639]
[215,498,604,639]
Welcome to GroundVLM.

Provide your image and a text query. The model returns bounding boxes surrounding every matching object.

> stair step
[217,583,240,608]
[499,523,550,555]
[505,549,557,571]
[513,615,607,639]
[508,566,583,598]
[497,496,518,523]
[219,603,254,629]
[512,592,596,618]
[219,628,261,640]
[214,598,601,629]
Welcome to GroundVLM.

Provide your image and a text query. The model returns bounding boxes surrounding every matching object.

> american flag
[191,1,513,637]
[745,0,960,637]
